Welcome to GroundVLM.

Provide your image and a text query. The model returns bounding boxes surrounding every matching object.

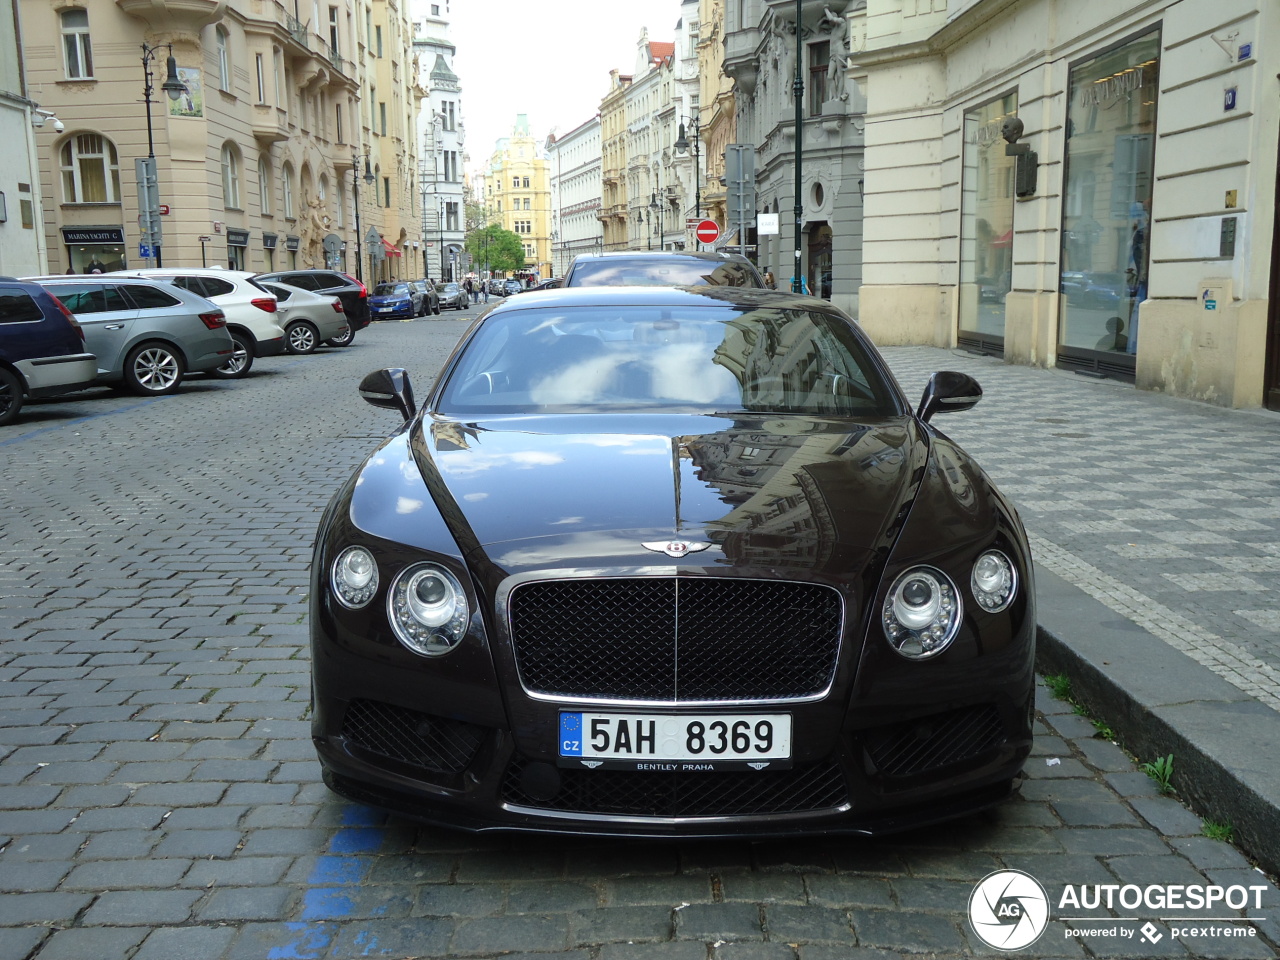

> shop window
[1059,29,1160,362]
[60,133,121,204]
[61,9,93,80]
[958,92,1018,353]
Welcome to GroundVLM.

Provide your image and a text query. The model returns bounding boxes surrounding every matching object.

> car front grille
[862,704,1005,778]
[341,699,486,780]
[508,577,843,703]
[502,758,848,818]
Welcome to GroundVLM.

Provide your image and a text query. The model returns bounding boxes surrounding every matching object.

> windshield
[437,305,901,417]
[566,258,762,288]
[374,284,409,296]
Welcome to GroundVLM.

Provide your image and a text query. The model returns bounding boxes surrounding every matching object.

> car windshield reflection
[438,305,902,417]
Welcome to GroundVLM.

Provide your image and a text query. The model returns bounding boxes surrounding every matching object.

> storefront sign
[226,228,250,247]
[62,227,124,244]
[285,235,300,252]
[262,233,278,249]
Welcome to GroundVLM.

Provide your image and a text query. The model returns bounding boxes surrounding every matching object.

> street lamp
[140,42,187,267]
[792,0,804,293]
[674,115,701,220]
[637,210,650,250]
[649,192,662,252]
[351,150,374,282]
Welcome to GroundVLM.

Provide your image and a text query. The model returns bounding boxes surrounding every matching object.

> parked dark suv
[255,270,369,345]
[0,277,98,425]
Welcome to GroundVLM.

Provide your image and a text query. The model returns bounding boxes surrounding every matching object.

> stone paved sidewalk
[882,347,1280,711]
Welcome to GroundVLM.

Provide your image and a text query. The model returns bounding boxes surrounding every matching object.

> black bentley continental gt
[310,285,1036,837]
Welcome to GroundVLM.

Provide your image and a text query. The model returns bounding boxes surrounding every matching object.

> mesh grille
[509,577,842,702]
[503,758,848,817]
[863,704,1005,777]
[341,699,486,776]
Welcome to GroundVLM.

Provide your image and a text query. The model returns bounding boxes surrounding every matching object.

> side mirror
[359,368,416,421]
[916,371,982,423]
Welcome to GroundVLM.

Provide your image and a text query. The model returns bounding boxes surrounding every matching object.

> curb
[1034,566,1280,878]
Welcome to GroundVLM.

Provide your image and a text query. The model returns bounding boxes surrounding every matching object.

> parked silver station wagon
[27,276,235,395]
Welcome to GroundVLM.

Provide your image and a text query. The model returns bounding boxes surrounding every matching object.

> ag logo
[968,869,1049,951]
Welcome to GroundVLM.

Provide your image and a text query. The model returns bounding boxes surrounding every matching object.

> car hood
[404,413,923,581]
[370,294,410,304]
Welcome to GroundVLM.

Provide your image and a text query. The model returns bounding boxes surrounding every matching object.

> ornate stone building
[482,114,551,281]
[724,0,866,305]
[19,0,421,279]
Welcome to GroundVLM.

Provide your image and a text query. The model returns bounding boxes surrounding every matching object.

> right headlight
[331,545,378,609]
[387,563,469,656]
[882,566,962,660]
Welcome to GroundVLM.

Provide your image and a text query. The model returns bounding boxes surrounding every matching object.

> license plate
[559,712,791,771]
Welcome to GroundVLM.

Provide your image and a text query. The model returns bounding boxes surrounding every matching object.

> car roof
[480,284,834,313]
[569,251,753,263]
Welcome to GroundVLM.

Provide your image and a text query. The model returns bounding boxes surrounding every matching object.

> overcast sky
[449,0,684,178]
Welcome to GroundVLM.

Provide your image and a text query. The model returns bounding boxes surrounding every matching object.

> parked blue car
[0,277,97,426]
[368,282,419,320]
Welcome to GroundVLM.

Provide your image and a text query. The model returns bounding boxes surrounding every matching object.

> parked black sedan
[310,285,1035,837]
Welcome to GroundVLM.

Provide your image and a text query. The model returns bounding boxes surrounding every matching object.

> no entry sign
[695,219,720,244]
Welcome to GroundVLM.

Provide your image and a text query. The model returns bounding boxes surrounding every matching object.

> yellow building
[483,115,551,281]
[598,70,631,251]
[20,0,419,280]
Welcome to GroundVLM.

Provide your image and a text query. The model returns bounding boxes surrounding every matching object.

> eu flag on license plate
[559,713,583,756]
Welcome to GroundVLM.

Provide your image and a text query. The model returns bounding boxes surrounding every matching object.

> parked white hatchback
[255,281,349,354]
[113,268,286,377]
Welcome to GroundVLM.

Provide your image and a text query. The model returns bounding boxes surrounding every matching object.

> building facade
[853,0,1280,409]
[483,114,551,281]
[697,0,736,235]
[1,0,48,276]
[18,0,420,282]
[412,0,464,281]
[546,117,602,277]
[599,69,632,250]
[724,0,867,306]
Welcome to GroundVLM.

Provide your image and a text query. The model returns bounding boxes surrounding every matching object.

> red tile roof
[648,41,675,64]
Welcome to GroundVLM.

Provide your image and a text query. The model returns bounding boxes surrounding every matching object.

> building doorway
[808,222,832,299]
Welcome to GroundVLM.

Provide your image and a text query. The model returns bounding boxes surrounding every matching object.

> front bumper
[370,303,414,319]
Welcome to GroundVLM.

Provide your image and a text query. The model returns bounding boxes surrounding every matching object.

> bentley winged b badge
[641,540,712,558]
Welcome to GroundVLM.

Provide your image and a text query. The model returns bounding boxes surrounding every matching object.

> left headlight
[971,550,1017,613]
[331,546,379,609]
[882,567,962,660]
[387,563,469,656]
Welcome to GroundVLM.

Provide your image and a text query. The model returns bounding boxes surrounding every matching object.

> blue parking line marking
[340,805,388,827]
[328,826,386,854]
[301,888,357,921]
[0,397,163,447]
[266,922,335,959]
[307,854,370,885]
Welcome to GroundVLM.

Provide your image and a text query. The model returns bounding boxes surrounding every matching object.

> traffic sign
[158,204,170,216]
[197,235,212,242]
[695,219,720,244]
[139,243,155,259]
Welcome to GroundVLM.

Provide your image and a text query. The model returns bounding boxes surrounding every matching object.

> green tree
[465,224,525,276]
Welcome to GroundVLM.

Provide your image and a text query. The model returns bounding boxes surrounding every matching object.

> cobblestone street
[1,315,1277,959]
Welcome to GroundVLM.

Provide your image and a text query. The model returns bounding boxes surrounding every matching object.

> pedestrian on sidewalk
[464,277,475,303]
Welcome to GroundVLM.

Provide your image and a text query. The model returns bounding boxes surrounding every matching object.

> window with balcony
[61,9,93,80]
[59,133,120,203]
[329,6,340,55]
